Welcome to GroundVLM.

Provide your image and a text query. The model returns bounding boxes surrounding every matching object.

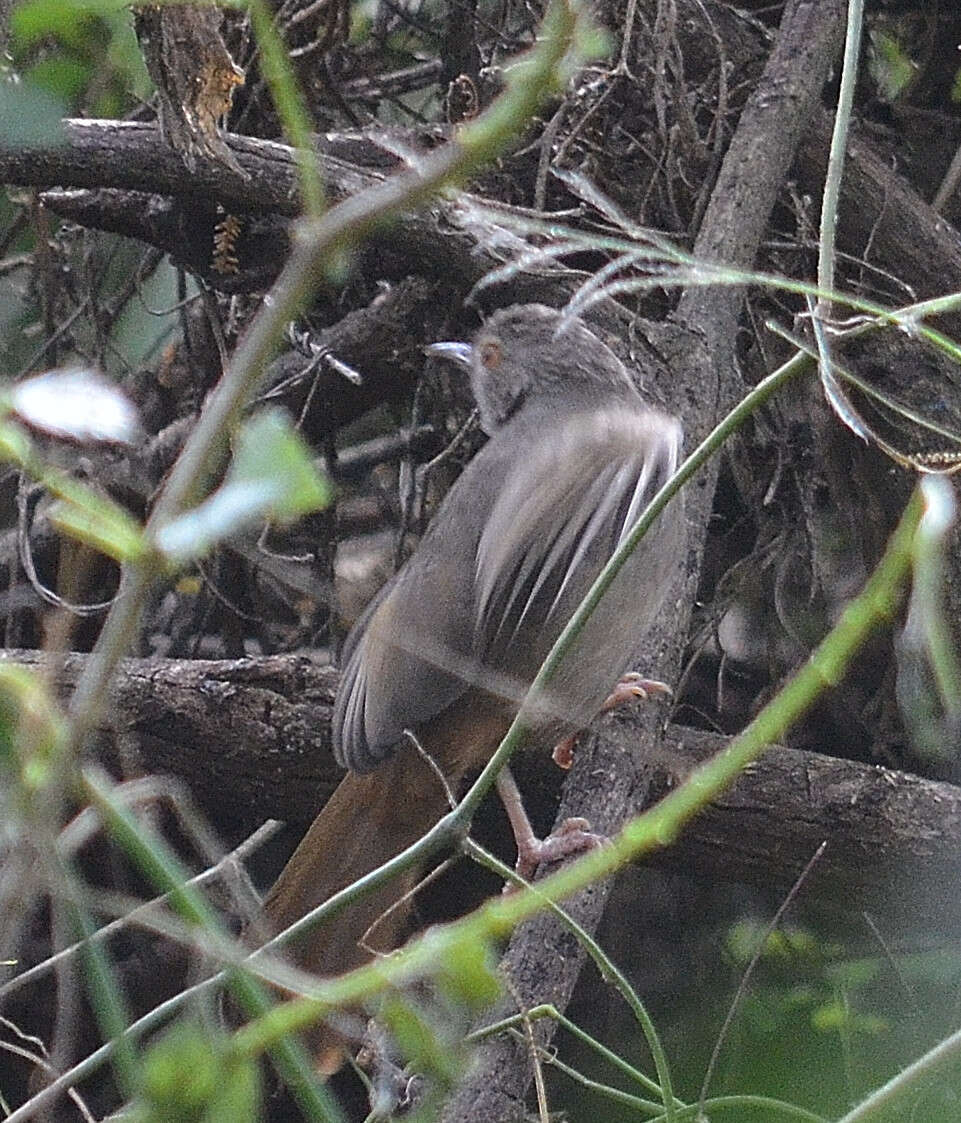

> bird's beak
[425,341,473,370]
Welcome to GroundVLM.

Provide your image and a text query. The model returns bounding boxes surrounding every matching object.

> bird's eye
[479,339,502,369]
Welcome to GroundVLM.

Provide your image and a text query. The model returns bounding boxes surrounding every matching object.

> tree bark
[5,649,958,937]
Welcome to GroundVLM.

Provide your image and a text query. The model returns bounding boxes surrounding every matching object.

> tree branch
[5,648,957,935]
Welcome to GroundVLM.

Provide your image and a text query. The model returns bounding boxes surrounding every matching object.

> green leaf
[0,664,68,796]
[103,8,152,101]
[136,1020,259,1123]
[26,57,91,104]
[153,480,277,564]
[0,418,36,465]
[811,1000,887,1038]
[378,994,462,1084]
[825,957,882,989]
[372,931,499,1083]
[154,410,332,566]
[47,491,147,564]
[867,27,916,104]
[432,930,501,1008]
[11,0,151,115]
[229,409,332,517]
[0,77,65,147]
[11,0,130,46]
[0,411,147,562]
[202,1054,260,1123]
[42,468,147,564]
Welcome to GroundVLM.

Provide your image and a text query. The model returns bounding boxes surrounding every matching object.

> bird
[263,303,685,1073]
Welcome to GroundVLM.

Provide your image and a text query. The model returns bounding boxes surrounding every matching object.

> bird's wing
[474,405,681,684]
[332,441,512,773]
[334,402,681,772]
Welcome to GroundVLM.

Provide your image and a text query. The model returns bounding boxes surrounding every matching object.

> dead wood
[7,647,956,936]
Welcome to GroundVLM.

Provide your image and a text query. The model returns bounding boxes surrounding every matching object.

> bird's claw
[514,816,608,881]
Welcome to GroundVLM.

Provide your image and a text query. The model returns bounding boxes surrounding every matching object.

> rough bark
[7,648,958,937]
[1,109,960,327]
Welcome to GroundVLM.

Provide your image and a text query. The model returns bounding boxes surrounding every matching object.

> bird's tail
[261,749,459,1072]
[265,753,453,968]
[262,693,511,1071]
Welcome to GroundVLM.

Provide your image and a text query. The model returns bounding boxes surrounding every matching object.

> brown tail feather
[264,754,453,977]
[261,692,511,1072]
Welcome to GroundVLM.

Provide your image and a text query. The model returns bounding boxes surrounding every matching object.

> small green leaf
[824,958,881,989]
[867,27,917,104]
[136,1020,259,1123]
[42,466,147,563]
[26,57,91,104]
[574,23,610,65]
[0,413,146,562]
[811,1000,886,1037]
[154,481,276,564]
[142,1024,215,1113]
[0,77,65,147]
[154,410,331,566]
[202,1053,260,1123]
[229,409,332,518]
[433,930,501,1008]
[378,995,461,1083]
[0,419,36,466]
[103,9,152,101]
[47,492,147,564]
[11,0,129,46]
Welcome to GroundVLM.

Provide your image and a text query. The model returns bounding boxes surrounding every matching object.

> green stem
[240,428,922,1057]
[817,0,863,310]
[465,1004,665,1112]
[245,0,325,217]
[466,840,681,1119]
[835,1023,961,1123]
[81,769,345,1123]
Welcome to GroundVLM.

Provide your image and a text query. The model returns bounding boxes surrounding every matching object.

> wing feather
[333,399,683,771]
[475,405,681,691]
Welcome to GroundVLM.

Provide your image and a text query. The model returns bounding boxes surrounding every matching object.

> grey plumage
[264,304,685,1070]
[332,303,684,773]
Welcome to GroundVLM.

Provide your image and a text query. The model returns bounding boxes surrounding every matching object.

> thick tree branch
[0,650,341,820]
[2,108,960,323]
[6,648,957,934]
[0,119,578,295]
[442,2,846,1118]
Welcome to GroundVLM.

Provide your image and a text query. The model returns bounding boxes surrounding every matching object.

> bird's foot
[603,671,673,708]
[514,816,607,880]
[551,673,673,770]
